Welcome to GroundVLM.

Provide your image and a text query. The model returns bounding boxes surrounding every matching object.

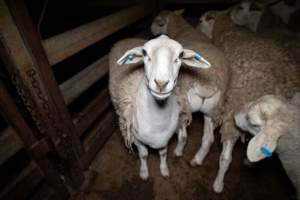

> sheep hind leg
[190,116,214,166]
[174,126,187,157]
[134,140,149,180]
[159,147,170,178]
[213,137,238,193]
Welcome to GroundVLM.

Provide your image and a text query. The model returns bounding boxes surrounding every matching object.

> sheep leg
[134,140,149,180]
[213,138,237,193]
[190,116,214,166]
[174,126,187,157]
[159,147,170,177]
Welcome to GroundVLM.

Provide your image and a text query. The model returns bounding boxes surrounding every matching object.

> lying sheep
[151,10,230,193]
[235,94,300,199]
[109,36,211,180]
[196,9,300,192]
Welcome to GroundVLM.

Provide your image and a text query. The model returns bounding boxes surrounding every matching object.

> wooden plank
[73,88,111,136]
[0,79,69,199]
[0,126,23,165]
[0,161,43,200]
[60,55,108,105]
[81,111,117,168]
[1,0,85,187]
[43,1,155,65]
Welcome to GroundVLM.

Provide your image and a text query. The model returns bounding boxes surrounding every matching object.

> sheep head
[117,35,211,100]
[230,1,264,32]
[196,11,218,39]
[234,95,290,162]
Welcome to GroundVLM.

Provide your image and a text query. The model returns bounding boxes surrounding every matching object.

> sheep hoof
[139,169,149,180]
[190,158,202,166]
[160,167,170,178]
[213,180,224,193]
[174,148,183,157]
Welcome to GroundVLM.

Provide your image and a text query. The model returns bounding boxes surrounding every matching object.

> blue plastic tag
[194,52,202,61]
[260,147,272,157]
[123,54,134,64]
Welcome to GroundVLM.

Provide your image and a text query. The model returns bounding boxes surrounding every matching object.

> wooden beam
[73,88,111,136]
[43,1,155,65]
[0,126,23,165]
[0,161,43,200]
[1,0,85,187]
[60,55,108,105]
[81,111,117,168]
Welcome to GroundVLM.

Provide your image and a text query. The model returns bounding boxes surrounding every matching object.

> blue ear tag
[194,52,202,61]
[260,147,272,157]
[123,54,134,64]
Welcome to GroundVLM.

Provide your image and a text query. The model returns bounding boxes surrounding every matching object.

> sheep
[234,94,300,199]
[229,0,300,65]
[151,10,230,193]
[196,9,300,192]
[109,36,212,180]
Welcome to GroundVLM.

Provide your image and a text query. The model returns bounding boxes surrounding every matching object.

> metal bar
[43,1,155,65]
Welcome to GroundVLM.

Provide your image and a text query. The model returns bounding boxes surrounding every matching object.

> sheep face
[234,95,286,162]
[117,35,211,100]
[151,11,170,36]
[196,11,217,39]
[230,1,264,32]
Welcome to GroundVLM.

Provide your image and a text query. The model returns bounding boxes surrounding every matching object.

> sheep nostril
[154,79,169,92]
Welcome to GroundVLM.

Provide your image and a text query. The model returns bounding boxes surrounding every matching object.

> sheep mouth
[150,90,172,99]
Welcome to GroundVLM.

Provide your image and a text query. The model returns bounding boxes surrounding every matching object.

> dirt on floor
[74,113,297,200]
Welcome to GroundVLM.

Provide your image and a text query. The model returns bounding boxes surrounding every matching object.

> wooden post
[0,0,84,188]
[0,79,69,199]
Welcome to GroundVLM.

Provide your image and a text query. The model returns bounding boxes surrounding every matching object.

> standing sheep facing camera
[196,9,298,192]
[109,36,211,180]
[151,10,230,193]
[235,94,300,199]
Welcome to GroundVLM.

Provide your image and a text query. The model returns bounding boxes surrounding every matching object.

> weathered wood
[30,183,55,200]
[1,0,85,187]
[43,1,155,65]
[0,161,43,200]
[0,126,23,165]
[73,87,111,136]
[81,111,117,168]
[60,55,108,105]
[0,79,69,199]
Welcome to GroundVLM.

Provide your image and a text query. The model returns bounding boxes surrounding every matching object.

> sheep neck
[134,78,179,149]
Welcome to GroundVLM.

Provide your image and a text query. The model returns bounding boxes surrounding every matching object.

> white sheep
[235,94,300,199]
[109,36,211,180]
[196,9,300,192]
[151,10,230,193]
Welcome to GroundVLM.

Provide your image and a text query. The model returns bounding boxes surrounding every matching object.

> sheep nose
[154,79,169,92]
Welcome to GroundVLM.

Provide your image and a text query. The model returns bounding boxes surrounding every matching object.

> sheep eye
[238,5,243,10]
[206,15,215,21]
[142,49,147,57]
[179,51,184,58]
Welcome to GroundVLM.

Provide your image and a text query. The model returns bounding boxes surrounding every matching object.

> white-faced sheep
[235,94,300,199]
[109,36,211,180]
[196,9,300,192]
[151,10,230,193]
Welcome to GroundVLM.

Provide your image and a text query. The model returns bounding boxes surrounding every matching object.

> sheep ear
[246,11,263,32]
[247,125,283,162]
[174,9,185,15]
[117,47,143,65]
[181,49,211,68]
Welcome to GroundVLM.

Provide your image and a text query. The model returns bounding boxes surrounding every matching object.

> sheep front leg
[174,126,187,157]
[134,140,149,180]
[159,147,170,177]
[190,116,214,166]
[213,138,237,193]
